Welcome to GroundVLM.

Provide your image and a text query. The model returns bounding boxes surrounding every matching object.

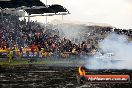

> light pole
[28,13,30,22]
[45,0,48,32]
[62,14,63,22]
[46,0,48,24]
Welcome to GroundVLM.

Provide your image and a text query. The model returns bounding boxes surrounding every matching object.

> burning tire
[80,76,86,84]
[77,75,86,84]
[77,66,87,84]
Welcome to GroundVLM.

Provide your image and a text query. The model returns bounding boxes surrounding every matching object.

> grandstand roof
[25,7,55,15]
[13,0,45,8]
[0,0,45,9]
[0,0,14,9]
[49,4,68,13]
[0,0,69,15]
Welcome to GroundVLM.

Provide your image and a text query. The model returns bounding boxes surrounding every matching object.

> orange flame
[78,66,86,76]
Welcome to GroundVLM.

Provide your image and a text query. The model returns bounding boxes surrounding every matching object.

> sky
[29,0,132,29]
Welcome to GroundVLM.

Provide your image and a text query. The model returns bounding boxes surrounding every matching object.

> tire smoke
[86,33,132,69]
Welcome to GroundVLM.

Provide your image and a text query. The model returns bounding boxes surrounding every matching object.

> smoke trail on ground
[86,33,132,69]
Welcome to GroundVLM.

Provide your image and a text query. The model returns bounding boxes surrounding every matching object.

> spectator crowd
[0,15,132,59]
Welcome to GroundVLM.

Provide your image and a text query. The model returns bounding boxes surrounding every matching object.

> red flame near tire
[78,66,86,76]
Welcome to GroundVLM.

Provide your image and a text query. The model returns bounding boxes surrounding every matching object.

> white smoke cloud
[50,20,87,43]
[86,33,132,69]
